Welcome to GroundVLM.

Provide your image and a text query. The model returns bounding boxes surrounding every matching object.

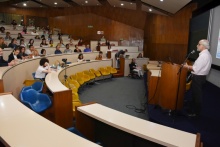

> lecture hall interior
[0,0,220,147]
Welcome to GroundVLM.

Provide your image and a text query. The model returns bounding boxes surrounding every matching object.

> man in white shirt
[184,39,212,117]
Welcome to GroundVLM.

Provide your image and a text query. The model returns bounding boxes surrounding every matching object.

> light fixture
[160,0,163,1]
[130,3,132,5]
[97,4,99,5]
[54,2,57,5]
[121,3,124,6]
[149,8,152,12]
[113,5,115,7]
[23,3,27,6]
[85,1,88,3]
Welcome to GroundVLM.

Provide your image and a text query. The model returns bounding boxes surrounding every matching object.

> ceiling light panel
[14,1,45,8]
[141,0,191,14]
[42,0,71,7]
[108,0,136,10]
[73,0,101,6]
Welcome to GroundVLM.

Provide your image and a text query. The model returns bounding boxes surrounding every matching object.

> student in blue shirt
[54,44,62,54]
[84,45,91,52]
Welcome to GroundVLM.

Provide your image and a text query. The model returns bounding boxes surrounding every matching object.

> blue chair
[21,81,44,93]
[20,89,52,113]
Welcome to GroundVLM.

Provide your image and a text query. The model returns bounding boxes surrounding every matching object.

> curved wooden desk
[0,94,100,147]
[0,53,99,98]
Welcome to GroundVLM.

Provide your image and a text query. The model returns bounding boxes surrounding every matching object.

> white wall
[207,69,220,87]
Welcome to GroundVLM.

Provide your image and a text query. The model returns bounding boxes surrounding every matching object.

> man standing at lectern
[184,39,212,117]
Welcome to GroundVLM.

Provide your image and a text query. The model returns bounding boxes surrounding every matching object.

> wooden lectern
[148,62,187,110]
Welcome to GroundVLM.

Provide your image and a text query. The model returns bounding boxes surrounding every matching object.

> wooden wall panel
[144,3,197,64]
[49,13,144,49]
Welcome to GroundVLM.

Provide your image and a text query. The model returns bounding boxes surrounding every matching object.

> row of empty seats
[61,66,117,117]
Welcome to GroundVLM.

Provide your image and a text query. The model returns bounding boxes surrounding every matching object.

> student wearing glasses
[184,39,212,118]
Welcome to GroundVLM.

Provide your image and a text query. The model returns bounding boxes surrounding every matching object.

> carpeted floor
[79,77,220,147]
[79,77,148,120]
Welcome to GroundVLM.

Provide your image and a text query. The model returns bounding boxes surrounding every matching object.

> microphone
[190,50,195,54]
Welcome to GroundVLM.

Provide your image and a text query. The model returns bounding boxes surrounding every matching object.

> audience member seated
[95,51,103,60]
[54,44,62,54]
[26,45,39,57]
[41,49,46,56]
[58,34,62,40]
[0,26,5,33]
[137,53,143,58]
[106,40,111,49]
[22,25,27,34]
[0,37,8,49]
[41,35,45,40]
[11,20,17,30]
[48,34,53,41]
[129,58,143,78]
[74,45,81,53]
[64,44,73,53]
[77,53,85,62]
[40,38,49,47]
[17,33,24,40]
[27,39,34,47]
[49,40,53,47]
[19,46,29,59]
[35,35,40,39]
[8,47,22,62]
[59,39,65,47]
[35,58,51,81]
[31,30,39,36]
[0,48,15,67]
[96,41,101,51]
[84,45,91,52]
[100,36,106,42]
[19,39,26,47]
[69,39,74,46]
[78,38,83,46]
[5,32,12,40]
[8,38,18,49]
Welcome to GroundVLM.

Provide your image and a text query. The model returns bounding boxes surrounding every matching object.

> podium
[148,62,187,110]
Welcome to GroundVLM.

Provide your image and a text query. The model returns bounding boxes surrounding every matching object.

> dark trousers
[190,74,206,115]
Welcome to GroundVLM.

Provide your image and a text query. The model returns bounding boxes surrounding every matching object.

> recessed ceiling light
[54,2,57,5]
[130,3,132,5]
[23,3,27,6]
[149,8,152,12]
[85,1,88,3]
[160,0,163,1]
[121,3,124,6]
[113,5,115,7]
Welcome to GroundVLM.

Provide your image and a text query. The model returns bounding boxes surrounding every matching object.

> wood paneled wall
[144,3,197,64]
[49,13,144,49]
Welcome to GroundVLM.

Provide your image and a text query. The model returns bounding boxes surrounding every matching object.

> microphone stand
[173,52,193,121]
[63,61,68,81]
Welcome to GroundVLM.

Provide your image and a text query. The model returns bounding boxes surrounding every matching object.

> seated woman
[129,58,143,78]
[8,47,22,62]
[35,58,51,81]
[54,44,62,54]
[49,40,53,47]
[0,37,8,49]
[41,49,46,56]
[74,45,81,53]
[17,33,24,40]
[69,39,74,46]
[0,48,15,67]
[40,38,49,47]
[95,51,103,60]
[27,39,35,47]
[8,38,18,49]
[78,38,83,46]
[19,46,29,60]
[19,39,26,47]
[137,53,143,58]
[77,53,85,62]
[59,39,65,47]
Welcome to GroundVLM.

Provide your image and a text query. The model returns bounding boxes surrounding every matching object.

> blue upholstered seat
[20,89,52,113]
[21,81,44,93]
